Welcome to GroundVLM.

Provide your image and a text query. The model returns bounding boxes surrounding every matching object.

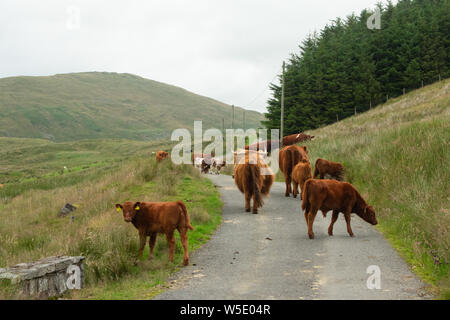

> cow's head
[362,205,378,225]
[115,202,141,223]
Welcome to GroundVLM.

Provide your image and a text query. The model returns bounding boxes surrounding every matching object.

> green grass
[0,72,263,142]
[299,79,449,298]
[0,138,223,300]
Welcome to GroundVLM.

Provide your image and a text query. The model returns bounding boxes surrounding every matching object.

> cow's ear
[134,202,141,211]
[115,204,123,212]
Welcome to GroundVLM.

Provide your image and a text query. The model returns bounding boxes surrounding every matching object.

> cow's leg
[320,173,324,179]
[179,228,190,266]
[245,191,251,212]
[328,210,339,236]
[165,231,176,262]
[285,174,291,197]
[307,207,319,239]
[344,208,354,237]
[148,233,157,260]
[137,233,147,259]
[293,180,299,198]
[304,211,309,225]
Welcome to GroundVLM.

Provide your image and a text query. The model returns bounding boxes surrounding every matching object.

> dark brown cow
[244,139,280,154]
[282,133,314,146]
[314,158,344,181]
[201,159,211,174]
[292,161,312,199]
[279,145,309,197]
[301,179,377,239]
[156,150,169,162]
[234,150,274,214]
[115,201,194,265]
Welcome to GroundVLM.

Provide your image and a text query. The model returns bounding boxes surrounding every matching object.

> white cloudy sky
[0,0,385,113]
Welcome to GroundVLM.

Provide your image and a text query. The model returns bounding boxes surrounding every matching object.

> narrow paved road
[155,175,430,300]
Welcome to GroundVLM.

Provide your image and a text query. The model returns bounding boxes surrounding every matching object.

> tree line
[263,0,449,133]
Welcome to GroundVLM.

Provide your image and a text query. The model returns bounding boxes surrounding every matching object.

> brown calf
[301,179,377,239]
[115,201,194,265]
[292,161,312,199]
[234,150,274,214]
[156,150,169,162]
[279,145,309,197]
[314,158,344,180]
[282,133,314,146]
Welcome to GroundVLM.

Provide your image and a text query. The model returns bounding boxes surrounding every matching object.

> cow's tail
[301,179,311,213]
[313,158,320,178]
[248,164,263,209]
[177,201,194,231]
[288,147,302,176]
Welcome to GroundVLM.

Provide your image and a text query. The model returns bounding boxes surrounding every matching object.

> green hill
[301,79,449,298]
[0,72,263,141]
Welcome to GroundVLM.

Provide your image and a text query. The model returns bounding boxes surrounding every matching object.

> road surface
[154,175,430,300]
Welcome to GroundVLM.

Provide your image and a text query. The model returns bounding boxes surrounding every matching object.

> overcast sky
[0,0,387,113]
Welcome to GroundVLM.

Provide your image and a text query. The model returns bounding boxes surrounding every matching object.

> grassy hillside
[300,79,449,298]
[0,139,222,299]
[0,72,263,141]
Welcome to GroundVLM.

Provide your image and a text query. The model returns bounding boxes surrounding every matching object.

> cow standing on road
[301,179,377,239]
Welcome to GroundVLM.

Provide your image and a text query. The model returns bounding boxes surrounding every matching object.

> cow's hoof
[285,194,290,197]
[349,233,355,237]
[293,194,297,198]
[245,208,251,212]
[183,259,189,266]
[328,231,333,236]
[308,233,314,239]
[252,211,258,214]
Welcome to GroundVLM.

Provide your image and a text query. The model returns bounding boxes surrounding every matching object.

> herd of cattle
[115,132,377,266]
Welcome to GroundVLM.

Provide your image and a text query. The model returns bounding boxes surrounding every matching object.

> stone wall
[0,256,85,299]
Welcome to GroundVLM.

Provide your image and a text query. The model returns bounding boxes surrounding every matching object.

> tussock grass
[0,149,222,299]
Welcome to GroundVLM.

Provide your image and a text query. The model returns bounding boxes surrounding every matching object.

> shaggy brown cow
[244,139,280,154]
[115,201,194,265]
[234,150,274,214]
[314,158,344,181]
[301,179,377,239]
[282,133,314,146]
[292,161,312,199]
[156,150,169,162]
[279,145,309,197]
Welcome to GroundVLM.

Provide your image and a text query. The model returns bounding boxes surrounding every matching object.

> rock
[0,256,85,299]
[59,203,77,217]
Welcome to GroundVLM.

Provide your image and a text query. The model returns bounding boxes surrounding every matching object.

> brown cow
[156,150,169,162]
[115,201,194,265]
[244,139,280,154]
[314,158,344,181]
[292,161,312,199]
[301,179,377,239]
[234,150,274,214]
[282,133,314,146]
[279,145,309,197]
